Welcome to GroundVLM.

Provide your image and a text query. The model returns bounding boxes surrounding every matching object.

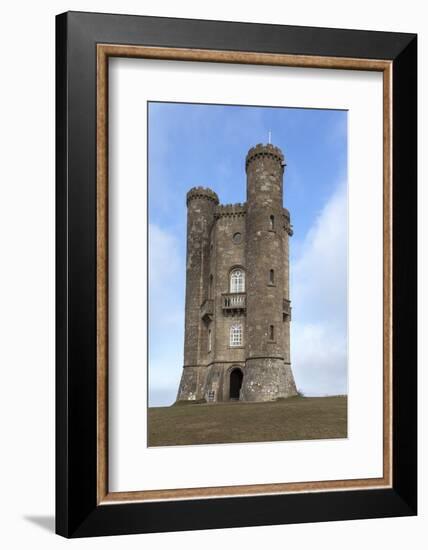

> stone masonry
[176,143,297,402]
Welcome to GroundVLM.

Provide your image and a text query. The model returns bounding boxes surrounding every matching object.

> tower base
[176,360,297,403]
[176,366,207,402]
[241,358,297,402]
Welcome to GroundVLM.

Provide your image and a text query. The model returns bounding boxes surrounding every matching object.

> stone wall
[241,358,296,401]
[176,365,208,401]
[210,211,246,365]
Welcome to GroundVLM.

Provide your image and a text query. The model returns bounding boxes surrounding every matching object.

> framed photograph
[56,11,417,538]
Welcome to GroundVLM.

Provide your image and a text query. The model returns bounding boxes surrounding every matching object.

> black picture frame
[56,11,417,538]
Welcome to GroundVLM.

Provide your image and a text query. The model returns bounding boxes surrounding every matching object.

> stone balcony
[222,292,246,314]
[283,298,292,321]
[200,298,214,321]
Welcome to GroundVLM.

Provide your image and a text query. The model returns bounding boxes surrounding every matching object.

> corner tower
[242,143,297,401]
[177,187,218,401]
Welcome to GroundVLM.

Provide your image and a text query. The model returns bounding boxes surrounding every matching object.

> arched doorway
[229,368,243,400]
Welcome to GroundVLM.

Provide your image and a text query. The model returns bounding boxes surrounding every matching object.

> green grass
[148,396,347,447]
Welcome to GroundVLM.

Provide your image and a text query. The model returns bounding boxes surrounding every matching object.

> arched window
[230,324,242,347]
[269,269,275,285]
[269,215,275,230]
[230,268,245,293]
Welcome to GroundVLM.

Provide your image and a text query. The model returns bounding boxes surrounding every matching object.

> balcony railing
[222,292,246,313]
[283,298,292,320]
[200,298,214,321]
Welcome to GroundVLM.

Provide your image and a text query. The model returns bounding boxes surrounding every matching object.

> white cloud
[291,182,348,395]
[149,223,185,405]
[149,223,181,292]
[292,322,347,395]
[149,223,185,327]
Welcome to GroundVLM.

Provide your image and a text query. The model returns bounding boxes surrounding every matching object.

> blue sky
[148,102,348,407]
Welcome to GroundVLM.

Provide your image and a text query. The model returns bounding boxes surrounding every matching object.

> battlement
[186,186,219,206]
[215,202,247,219]
[245,143,285,170]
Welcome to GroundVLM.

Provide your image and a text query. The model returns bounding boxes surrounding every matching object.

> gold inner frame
[96,44,393,504]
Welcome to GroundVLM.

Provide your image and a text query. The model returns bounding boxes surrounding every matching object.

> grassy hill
[148,395,347,447]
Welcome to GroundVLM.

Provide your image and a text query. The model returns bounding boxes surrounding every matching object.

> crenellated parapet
[186,186,219,206]
[215,202,247,219]
[245,143,286,171]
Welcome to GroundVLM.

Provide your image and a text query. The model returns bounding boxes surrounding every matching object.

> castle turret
[242,144,297,401]
[177,187,218,401]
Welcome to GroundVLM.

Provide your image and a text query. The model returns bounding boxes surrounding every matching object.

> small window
[269,269,275,285]
[269,325,275,341]
[207,390,215,402]
[230,324,242,347]
[208,329,212,352]
[209,274,213,299]
[232,232,242,244]
[230,268,245,293]
[269,215,275,230]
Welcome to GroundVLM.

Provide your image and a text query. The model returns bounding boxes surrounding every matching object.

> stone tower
[177,143,297,403]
